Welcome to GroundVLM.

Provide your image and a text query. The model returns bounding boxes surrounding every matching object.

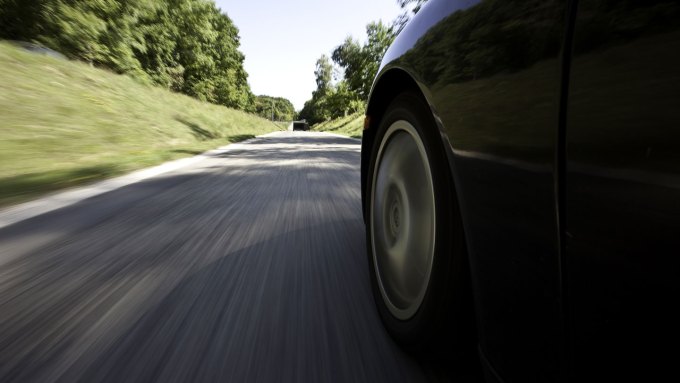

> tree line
[253,95,295,122]
[0,0,294,114]
[298,0,427,125]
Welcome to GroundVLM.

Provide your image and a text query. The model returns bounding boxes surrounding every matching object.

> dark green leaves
[299,20,396,125]
[254,95,295,121]
[0,0,254,111]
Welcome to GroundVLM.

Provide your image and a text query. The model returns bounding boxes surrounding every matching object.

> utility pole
[271,99,274,121]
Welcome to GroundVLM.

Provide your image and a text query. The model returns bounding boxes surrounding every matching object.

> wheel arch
[362,67,454,221]
[362,71,480,357]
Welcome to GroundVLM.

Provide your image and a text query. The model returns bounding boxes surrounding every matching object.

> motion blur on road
[0,132,455,382]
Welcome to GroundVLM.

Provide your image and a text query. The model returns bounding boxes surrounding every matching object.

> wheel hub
[385,185,403,245]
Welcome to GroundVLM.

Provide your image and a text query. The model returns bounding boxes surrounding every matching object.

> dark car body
[361,0,680,381]
[293,120,309,131]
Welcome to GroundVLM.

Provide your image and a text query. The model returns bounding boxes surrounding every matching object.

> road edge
[0,131,285,230]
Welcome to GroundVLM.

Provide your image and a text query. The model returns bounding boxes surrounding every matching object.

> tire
[366,91,473,354]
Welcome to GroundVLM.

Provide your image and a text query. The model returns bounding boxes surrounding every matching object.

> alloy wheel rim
[371,120,436,320]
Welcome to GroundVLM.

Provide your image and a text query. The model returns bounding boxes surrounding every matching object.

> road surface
[0,132,458,382]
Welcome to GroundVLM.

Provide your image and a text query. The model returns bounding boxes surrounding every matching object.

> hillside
[0,42,280,207]
[312,113,363,139]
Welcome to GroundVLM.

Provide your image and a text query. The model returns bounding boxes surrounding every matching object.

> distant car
[293,120,309,131]
[361,0,680,381]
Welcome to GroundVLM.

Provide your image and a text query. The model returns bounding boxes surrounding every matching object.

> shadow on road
[0,132,479,382]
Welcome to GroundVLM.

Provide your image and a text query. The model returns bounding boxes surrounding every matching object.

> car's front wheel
[366,91,473,353]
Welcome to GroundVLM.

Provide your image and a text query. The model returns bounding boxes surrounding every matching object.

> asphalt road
[0,132,454,382]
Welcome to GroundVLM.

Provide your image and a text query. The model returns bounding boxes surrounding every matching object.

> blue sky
[214,0,404,110]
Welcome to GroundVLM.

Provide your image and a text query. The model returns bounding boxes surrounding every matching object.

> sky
[214,0,404,110]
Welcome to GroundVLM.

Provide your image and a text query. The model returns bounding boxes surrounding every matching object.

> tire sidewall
[366,91,460,349]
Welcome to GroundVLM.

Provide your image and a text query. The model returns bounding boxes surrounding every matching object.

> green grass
[272,121,292,130]
[312,113,364,139]
[0,42,282,207]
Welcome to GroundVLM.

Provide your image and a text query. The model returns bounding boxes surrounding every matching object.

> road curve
[0,132,433,383]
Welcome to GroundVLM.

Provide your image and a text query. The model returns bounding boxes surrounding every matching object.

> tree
[0,0,49,42]
[332,21,395,99]
[297,54,341,124]
[331,37,362,95]
[300,19,395,125]
[326,81,364,119]
[33,0,154,78]
[254,95,295,121]
[314,55,334,96]
[135,2,184,90]
[0,0,256,111]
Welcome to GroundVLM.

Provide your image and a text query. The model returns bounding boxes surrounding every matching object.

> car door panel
[565,0,680,379]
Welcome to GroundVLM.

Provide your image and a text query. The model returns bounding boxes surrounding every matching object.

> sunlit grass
[272,121,291,130]
[312,113,363,139]
[0,42,282,206]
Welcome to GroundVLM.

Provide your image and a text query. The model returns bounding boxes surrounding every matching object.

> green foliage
[314,54,334,96]
[298,55,336,124]
[254,95,295,121]
[300,21,394,124]
[312,112,364,139]
[0,0,254,111]
[332,21,394,99]
[0,0,48,42]
[326,81,364,118]
[298,78,364,125]
[298,93,329,125]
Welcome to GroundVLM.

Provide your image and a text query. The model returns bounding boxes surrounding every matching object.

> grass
[272,121,292,131]
[0,42,282,207]
[312,113,364,139]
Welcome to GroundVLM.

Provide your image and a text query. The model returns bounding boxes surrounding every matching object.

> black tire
[366,91,474,355]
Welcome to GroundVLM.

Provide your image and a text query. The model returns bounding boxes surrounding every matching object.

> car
[361,0,680,381]
[293,120,309,131]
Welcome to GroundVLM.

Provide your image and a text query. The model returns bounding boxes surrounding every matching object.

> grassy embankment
[0,42,283,207]
[312,112,363,139]
[272,121,290,130]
